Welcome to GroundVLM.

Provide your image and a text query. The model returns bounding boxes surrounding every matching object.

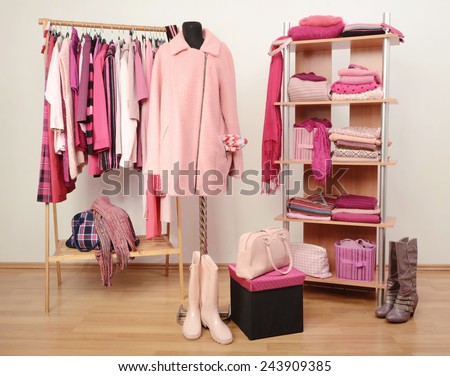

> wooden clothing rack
[39,17,184,313]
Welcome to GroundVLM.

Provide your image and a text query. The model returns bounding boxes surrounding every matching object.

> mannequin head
[182,21,204,49]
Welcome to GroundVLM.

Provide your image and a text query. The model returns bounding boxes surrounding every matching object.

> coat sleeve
[143,46,163,176]
[219,43,244,178]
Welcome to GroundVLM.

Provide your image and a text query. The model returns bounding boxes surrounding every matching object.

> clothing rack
[39,17,184,313]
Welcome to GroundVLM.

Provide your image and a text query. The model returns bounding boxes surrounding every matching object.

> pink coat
[145,29,243,196]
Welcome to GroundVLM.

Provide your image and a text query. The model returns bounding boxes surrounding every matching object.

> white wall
[1,0,449,265]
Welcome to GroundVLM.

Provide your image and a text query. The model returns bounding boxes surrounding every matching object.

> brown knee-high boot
[386,238,418,323]
[375,237,409,318]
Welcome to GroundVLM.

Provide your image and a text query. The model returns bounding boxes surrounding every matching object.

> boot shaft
[396,238,418,296]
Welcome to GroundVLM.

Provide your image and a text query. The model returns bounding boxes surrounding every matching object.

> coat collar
[169,29,221,57]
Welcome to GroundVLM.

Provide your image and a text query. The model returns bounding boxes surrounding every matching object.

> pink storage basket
[293,128,315,160]
[334,239,376,281]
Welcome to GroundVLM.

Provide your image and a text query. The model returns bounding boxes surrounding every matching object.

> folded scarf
[330,87,384,101]
[332,212,381,223]
[329,126,381,139]
[296,118,332,184]
[91,196,138,286]
[335,194,378,210]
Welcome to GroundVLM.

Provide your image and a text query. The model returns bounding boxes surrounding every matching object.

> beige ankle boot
[200,254,233,345]
[386,239,419,323]
[182,251,202,340]
[375,237,409,318]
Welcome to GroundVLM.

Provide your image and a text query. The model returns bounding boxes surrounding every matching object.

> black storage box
[228,264,305,340]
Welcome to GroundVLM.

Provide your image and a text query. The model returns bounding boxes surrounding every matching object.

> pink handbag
[236,228,293,280]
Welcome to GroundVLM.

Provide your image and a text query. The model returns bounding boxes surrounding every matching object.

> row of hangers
[48,24,167,48]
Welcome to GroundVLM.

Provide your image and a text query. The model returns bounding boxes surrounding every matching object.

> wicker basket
[334,239,376,281]
[290,242,332,278]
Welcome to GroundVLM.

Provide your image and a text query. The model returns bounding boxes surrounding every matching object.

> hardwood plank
[0,267,449,355]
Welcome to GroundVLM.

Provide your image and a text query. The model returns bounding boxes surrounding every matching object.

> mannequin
[182,21,204,49]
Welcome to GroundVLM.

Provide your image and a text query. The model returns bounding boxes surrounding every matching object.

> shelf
[50,235,179,262]
[274,214,396,228]
[276,159,396,166]
[291,33,400,51]
[304,275,385,289]
[275,98,397,106]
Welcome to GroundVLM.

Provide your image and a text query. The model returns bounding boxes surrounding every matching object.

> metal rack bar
[38,18,166,32]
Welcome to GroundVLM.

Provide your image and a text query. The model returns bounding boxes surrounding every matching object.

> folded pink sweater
[300,15,344,27]
[331,81,381,95]
[288,22,345,41]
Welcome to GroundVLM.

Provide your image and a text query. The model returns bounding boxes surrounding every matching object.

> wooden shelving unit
[277,17,400,304]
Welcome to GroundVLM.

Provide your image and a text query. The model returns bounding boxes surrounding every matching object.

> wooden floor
[1,265,449,356]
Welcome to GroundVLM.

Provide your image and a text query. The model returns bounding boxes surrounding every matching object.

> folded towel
[332,207,381,215]
[287,211,331,221]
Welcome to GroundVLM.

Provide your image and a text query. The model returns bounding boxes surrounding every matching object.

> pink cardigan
[145,30,243,196]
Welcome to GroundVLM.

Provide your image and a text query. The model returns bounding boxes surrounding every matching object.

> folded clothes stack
[341,23,387,38]
[332,194,381,223]
[287,194,337,221]
[288,72,330,102]
[329,126,389,162]
[330,64,383,101]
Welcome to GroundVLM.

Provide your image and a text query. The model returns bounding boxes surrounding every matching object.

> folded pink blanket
[335,194,378,210]
[300,15,344,27]
[332,212,381,223]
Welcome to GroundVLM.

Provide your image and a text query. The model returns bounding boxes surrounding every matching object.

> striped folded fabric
[288,194,337,217]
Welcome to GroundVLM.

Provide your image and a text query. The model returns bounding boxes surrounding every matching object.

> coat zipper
[194,52,208,193]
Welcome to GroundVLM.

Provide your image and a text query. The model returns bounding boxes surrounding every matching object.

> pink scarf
[296,118,332,185]
[261,37,290,193]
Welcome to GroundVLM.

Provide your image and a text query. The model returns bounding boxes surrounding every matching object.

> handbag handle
[73,214,100,252]
[263,232,293,275]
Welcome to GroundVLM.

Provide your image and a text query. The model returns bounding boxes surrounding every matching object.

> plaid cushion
[66,210,100,252]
